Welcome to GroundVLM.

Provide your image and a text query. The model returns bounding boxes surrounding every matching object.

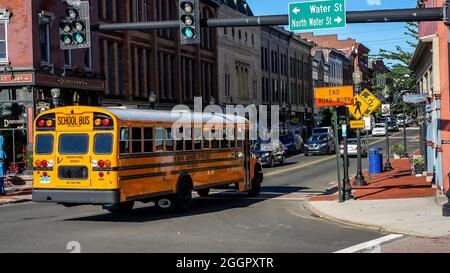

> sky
[246,0,418,66]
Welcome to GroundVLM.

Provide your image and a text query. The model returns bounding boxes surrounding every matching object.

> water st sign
[289,0,346,32]
[403,94,428,104]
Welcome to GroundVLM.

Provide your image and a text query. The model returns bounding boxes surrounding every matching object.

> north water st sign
[289,0,346,32]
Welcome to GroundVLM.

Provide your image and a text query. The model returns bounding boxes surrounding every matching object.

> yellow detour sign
[347,88,381,120]
[350,120,365,129]
[314,86,354,108]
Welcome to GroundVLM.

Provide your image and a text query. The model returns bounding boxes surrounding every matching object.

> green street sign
[289,0,346,32]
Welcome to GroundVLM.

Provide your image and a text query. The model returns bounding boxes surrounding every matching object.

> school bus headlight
[94,118,102,126]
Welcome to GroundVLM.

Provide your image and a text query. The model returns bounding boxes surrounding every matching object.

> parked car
[387,121,399,132]
[372,123,387,136]
[397,115,414,127]
[280,134,304,155]
[252,139,286,167]
[340,138,368,157]
[304,134,336,156]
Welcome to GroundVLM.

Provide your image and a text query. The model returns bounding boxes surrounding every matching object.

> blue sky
[246,0,418,65]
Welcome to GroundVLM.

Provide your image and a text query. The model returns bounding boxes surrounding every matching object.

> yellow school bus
[32,106,263,213]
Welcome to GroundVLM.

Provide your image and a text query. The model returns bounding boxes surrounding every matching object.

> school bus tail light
[97,160,105,168]
[104,159,111,167]
[41,160,48,168]
[35,160,42,167]
[93,113,113,129]
[37,120,45,127]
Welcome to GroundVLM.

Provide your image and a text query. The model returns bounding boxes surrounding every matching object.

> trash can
[369,148,383,174]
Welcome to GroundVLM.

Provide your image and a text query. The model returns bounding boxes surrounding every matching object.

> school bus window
[229,127,236,148]
[175,127,184,151]
[237,127,244,148]
[59,134,89,155]
[203,128,211,149]
[211,128,220,149]
[131,127,143,153]
[94,133,113,155]
[143,127,154,153]
[166,128,174,151]
[155,128,164,152]
[184,126,193,151]
[221,128,229,149]
[194,127,202,150]
[35,134,54,155]
[119,127,130,154]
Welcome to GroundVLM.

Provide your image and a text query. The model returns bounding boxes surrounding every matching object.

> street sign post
[314,86,354,108]
[350,120,365,129]
[289,0,346,32]
[403,94,428,104]
[347,88,381,120]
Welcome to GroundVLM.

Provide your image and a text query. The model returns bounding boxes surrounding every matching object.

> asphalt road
[0,128,420,253]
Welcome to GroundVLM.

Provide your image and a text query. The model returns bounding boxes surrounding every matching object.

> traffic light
[59,1,91,50]
[179,0,200,45]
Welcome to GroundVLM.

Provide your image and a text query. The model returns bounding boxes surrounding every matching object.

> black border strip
[194,179,243,190]
[126,190,173,202]
[119,148,242,159]
[171,164,244,175]
[119,172,167,181]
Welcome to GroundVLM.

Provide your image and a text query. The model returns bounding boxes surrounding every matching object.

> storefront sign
[36,74,104,91]
[0,74,34,84]
[3,119,25,128]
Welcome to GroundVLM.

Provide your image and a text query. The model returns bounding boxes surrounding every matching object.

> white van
[312,127,334,137]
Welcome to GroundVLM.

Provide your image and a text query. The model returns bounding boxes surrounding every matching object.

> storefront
[0,71,103,174]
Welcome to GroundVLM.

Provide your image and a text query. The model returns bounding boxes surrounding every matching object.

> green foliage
[412,155,425,165]
[391,144,405,154]
[372,22,419,115]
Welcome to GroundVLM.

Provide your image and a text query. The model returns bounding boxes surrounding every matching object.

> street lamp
[401,90,409,158]
[384,92,393,171]
[149,91,156,110]
[51,88,61,108]
[353,68,366,186]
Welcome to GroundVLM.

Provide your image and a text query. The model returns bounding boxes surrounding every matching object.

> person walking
[0,135,6,196]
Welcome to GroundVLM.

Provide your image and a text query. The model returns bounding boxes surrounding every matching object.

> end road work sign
[289,0,346,32]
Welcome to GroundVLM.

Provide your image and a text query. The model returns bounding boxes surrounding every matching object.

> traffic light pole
[91,8,445,32]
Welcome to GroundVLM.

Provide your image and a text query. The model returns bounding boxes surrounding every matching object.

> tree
[372,22,419,116]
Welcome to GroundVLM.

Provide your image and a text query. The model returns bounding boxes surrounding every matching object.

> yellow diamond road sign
[347,88,381,120]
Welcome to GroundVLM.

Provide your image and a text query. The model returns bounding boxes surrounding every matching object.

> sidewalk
[306,159,450,239]
[0,175,33,206]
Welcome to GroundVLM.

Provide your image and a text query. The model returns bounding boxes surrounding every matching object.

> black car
[252,139,286,167]
[304,134,336,156]
[280,134,304,155]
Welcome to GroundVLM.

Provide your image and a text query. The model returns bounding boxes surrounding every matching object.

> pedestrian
[0,135,6,196]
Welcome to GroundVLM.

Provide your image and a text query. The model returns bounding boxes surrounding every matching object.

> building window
[64,50,72,67]
[84,48,92,70]
[39,20,51,64]
[0,21,7,62]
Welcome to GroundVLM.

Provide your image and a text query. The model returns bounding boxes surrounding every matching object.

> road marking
[334,234,404,253]
[264,131,405,177]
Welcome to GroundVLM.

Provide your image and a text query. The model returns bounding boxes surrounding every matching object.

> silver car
[340,138,368,157]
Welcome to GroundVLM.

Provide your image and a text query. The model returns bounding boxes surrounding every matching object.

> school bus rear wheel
[174,178,193,212]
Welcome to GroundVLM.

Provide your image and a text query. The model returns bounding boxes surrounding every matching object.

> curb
[303,200,443,239]
[0,196,32,206]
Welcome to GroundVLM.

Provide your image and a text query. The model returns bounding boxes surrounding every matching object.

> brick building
[0,0,103,168]
[299,33,370,89]
[98,0,220,109]
[410,0,448,196]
